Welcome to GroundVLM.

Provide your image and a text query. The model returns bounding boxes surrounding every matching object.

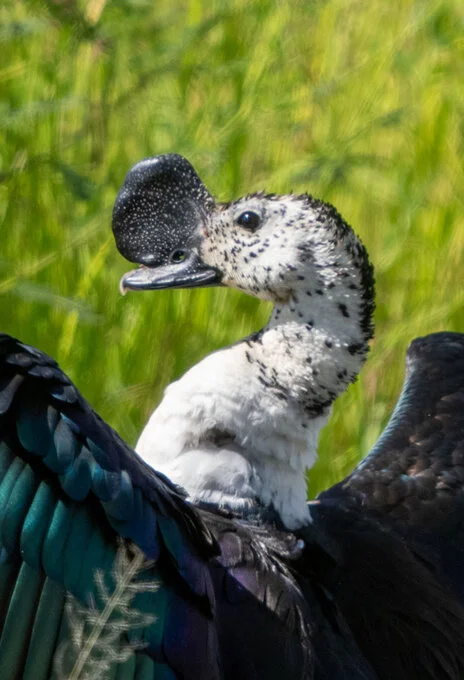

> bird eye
[170,249,187,263]
[236,211,261,231]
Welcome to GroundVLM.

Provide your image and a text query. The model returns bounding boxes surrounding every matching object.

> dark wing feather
[307,501,464,680]
[205,513,378,680]
[320,332,464,530]
[313,332,464,679]
[0,334,220,679]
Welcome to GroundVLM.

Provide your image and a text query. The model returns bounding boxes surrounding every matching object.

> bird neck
[136,278,369,530]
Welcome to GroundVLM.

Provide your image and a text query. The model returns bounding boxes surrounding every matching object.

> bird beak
[113,153,222,294]
[120,252,222,294]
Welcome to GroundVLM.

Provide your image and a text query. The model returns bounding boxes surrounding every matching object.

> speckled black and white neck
[136,192,374,530]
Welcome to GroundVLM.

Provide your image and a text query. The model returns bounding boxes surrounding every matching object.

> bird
[0,153,464,679]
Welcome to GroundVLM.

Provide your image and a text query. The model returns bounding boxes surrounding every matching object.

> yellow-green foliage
[2,0,463,496]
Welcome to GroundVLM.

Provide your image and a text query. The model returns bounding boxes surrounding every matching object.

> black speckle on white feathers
[213,194,373,416]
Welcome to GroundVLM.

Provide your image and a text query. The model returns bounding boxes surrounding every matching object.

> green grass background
[2,0,463,497]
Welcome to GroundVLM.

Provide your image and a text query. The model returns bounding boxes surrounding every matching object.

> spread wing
[0,333,221,680]
[312,333,464,678]
[317,332,464,604]
[319,332,464,529]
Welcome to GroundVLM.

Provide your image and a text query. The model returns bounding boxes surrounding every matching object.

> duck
[0,153,464,680]
[114,154,375,531]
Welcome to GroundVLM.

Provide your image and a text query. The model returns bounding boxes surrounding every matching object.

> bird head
[113,153,374,341]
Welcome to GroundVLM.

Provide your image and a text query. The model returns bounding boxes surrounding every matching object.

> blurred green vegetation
[1,0,463,496]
